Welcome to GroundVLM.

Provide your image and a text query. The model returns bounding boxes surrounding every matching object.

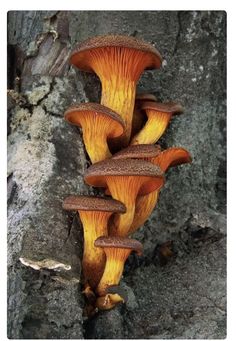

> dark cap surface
[62,195,126,213]
[84,158,164,195]
[64,103,125,135]
[70,35,162,71]
[113,144,161,160]
[141,101,184,115]
[94,236,143,255]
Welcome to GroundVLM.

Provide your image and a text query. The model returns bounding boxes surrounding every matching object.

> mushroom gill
[131,101,183,145]
[84,158,164,237]
[129,147,192,234]
[62,195,126,289]
[94,236,143,309]
[64,103,124,163]
[70,35,162,145]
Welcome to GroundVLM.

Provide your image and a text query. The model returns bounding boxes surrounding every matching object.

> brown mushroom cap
[84,158,164,195]
[64,103,125,138]
[113,144,161,160]
[62,195,126,213]
[95,236,143,255]
[141,101,184,115]
[135,93,157,102]
[70,35,162,72]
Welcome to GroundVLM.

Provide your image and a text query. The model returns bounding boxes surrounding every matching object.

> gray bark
[7,11,226,339]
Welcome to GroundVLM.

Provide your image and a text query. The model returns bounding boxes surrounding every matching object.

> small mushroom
[84,158,164,237]
[64,103,125,163]
[112,145,191,234]
[131,101,183,145]
[131,93,157,138]
[62,195,126,289]
[94,236,143,300]
[70,35,162,145]
[129,147,192,234]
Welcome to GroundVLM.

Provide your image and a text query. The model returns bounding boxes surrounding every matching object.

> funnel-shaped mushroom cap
[84,158,164,236]
[70,35,162,145]
[131,101,184,145]
[95,236,143,296]
[95,236,143,255]
[150,147,192,172]
[84,158,164,196]
[62,195,126,213]
[70,35,162,71]
[64,103,125,163]
[64,103,124,137]
[128,147,192,235]
[113,144,161,160]
[63,195,126,289]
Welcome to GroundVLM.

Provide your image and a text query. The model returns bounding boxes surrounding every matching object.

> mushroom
[129,147,192,234]
[84,158,164,237]
[131,101,184,145]
[94,236,143,307]
[70,35,162,145]
[64,103,125,163]
[112,145,191,234]
[62,195,126,289]
[131,93,157,138]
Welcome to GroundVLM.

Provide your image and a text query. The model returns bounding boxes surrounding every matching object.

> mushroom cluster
[63,35,192,314]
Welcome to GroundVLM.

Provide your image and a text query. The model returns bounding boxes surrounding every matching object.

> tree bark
[7,11,226,339]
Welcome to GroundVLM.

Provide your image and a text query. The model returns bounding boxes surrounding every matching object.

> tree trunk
[7,11,226,339]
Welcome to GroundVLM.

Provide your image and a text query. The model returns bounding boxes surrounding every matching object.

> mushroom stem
[101,78,136,145]
[79,211,110,288]
[96,248,131,296]
[128,190,159,235]
[128,147,192,234]
[82,127,112,163]
[131,111,172,145]
[88,48,158,144]
[106,176,145,237]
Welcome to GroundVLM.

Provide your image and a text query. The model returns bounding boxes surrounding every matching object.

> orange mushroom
[131,101,183,145]
[113,145,192,234]
[70,35,162,145]
[94,236,143,309]
[64,103,125,163]
[84,158,164,237]
[62,195,126,289]
[131,93,157,138]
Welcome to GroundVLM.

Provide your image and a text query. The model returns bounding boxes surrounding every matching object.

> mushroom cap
[135,93,157,102]
[141,101,184,115]
[62,195,126,213]
[113,144,161,160]
[84,158,164,195]
[70,35,162,72]
[64,103,125,137]
[94,236,143,255]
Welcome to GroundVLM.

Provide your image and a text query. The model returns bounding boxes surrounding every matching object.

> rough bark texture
[7,11,226,339]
